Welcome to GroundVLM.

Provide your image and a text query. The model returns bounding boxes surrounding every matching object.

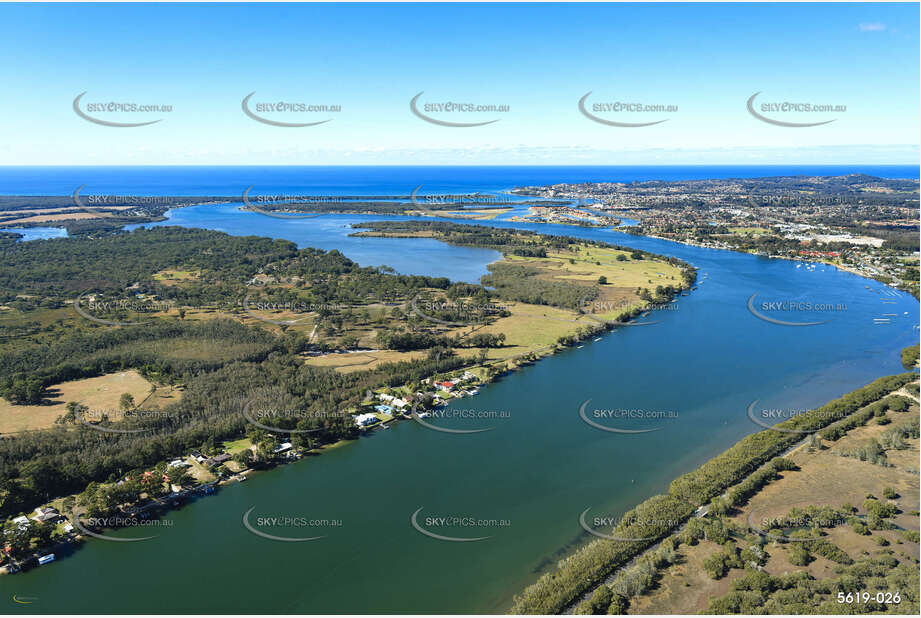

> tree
[119,393,135,413]
[233,449,254,468]
[597,276,608,285]
[166,466,190,488]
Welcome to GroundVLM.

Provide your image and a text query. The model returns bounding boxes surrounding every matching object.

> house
[462,371,476,381]
[12,515,30,530]
[378,393,395,403]
[32,507,63,524]
[273,442,293,454]
[354,413,380,427]
[390,398,408,409]
[436,381,455,392]
[168,458,190,468]
[204,453,232,467]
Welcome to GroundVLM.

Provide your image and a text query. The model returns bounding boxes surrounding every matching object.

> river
[3,166,918,613]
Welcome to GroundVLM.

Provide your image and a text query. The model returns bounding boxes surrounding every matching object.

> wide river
[4,166,919,613]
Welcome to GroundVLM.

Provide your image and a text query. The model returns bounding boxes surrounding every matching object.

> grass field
[152,269,201,283]
[725,226,771,235]
[305,349,427,372]
[0,370,164,433]
[304,242,687,374]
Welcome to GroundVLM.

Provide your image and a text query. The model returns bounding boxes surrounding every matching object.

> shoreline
[633,230,904,289]
[512,369,919,614]
[5,228,695,576]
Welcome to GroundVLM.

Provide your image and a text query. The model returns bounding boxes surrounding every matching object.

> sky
[0,2,918,165]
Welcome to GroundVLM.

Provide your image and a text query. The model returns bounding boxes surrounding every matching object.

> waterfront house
[204,453,232,467]
[436,381,455,392]
[354,413,380,427]
[32,507,63,524]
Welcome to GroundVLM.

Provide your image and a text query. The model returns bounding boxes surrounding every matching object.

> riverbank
[1,223,697,578]
[627,383,920,614]
[510,368,919,614]
[631,230,907,291]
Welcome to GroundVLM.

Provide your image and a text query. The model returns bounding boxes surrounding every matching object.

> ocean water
[0,164,916,197]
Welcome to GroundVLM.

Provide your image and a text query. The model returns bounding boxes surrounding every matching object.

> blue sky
[0,2,918,165]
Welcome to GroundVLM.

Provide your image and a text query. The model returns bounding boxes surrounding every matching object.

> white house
[354,413,380,427]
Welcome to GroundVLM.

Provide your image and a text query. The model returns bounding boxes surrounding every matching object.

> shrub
[787,543,812,566]
[574,585,613,615]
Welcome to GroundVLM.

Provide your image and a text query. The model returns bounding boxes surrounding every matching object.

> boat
[577,345,584,349]
[38,554,55,565]
[593,337,601,342]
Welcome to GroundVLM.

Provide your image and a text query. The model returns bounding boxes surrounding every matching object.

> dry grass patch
[0,370,163,433]
[304,349,426,373]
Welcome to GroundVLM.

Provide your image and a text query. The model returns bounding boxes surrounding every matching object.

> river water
[3,166,918,613]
